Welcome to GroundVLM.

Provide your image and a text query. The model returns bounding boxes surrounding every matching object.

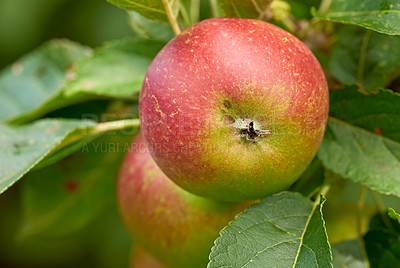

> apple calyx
[233,118,272,142]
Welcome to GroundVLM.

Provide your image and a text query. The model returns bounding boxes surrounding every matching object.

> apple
[139,17,329,202]
[131,247,165,268]
[117,134,251,268]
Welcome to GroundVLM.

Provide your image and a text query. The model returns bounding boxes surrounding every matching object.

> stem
[53,119,140,152]
[357,186,371,268]
[162,0,181,35]
[190,0,201,24]
[318,0,333,14]
[358,30,371,85]
[90,119,140,135]
[318,184,331,199]
[179,2,191,27]
[209,0,220,17]
[256,0,273,20]
[371,190,393,229]
[281,17,297,33]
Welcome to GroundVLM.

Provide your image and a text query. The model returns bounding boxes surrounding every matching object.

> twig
[190,0,201,24]
[52,119,140,153]
[162,0,181,35]
[358,30,371,85]
[371,190,393,229]
[209,0,220,17]
[357,186,371,268]
[318,0,333,14]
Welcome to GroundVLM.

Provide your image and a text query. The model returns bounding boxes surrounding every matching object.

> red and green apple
[139,17,329,202]
[117,134,251,268]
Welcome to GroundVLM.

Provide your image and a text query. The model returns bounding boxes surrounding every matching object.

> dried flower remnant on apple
[231,118,272,142]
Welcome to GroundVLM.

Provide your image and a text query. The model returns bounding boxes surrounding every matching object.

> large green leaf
[208,192,332,267]
[0,118,139,195]
[219,0,271,18]
[330,86,400,142]
[0,39,91,123]
[0,119,96,194]
[312,0,400,35]
[330,26,400,92]
[2,37,163,124]
[106,0,177,22]
[318,118,400,197]
[63,37,164,98]
[19,134,134,238]
[332,240,365,268]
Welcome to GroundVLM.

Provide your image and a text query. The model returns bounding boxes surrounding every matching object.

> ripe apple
[117,134,251,268]
[139,17,329,202]
[131,247,165,268]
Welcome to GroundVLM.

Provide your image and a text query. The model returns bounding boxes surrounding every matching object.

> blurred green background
[0,0,135,70]
[0,0,136,267]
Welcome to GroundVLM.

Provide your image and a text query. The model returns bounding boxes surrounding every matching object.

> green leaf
[318,117,400,197]
[0,39,91,123]
[330,26,400,92]
[388,208,400,224]
[128,11,174,42]
[330,86,400,142]
[19,134,134,238]
[4,37,163,124]
[332,240,365,268]
[287,0,320,19]
[219,0,271,18]
[364,213,400,267]
[106,0,176,22]
[312,0,400,35]
[0,118,139,195]
[63,37,164,98]
[208,192,332,267]
[0,119,96,194]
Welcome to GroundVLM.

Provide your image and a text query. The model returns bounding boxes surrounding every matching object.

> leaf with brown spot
[18,134,134,238]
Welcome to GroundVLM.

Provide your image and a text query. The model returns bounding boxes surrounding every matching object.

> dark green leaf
[128,11,174,42]
[63,37,164,98]
[19,134,134,237]
[318,118,400,197]
[219,0,270,18]
[0,119,96,194]
[388,208,400,224]
[364,213,400,267]
[332,240,365,268]
[312,0,400,35]
[330,86,400,142]
[208,192,332,267]
[287,0,320,19]
[330,26,400,92]
[0,39,91,123]
[106,0,176,22]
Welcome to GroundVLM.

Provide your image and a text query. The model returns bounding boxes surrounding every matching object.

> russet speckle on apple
[139,17,329,202]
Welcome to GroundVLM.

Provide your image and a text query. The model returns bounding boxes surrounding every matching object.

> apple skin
[117,134,251,268]
[131,247,165,268]
[139,17,329,202]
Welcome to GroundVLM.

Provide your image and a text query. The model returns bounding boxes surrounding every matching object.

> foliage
[1,0,400,267]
